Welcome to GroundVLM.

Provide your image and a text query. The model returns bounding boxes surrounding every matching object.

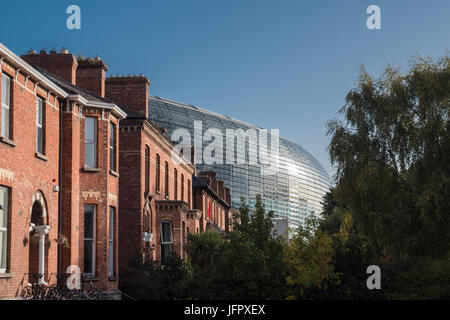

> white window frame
[1,74,11,139]
[84,205,96,276]
[36,97,44,154]
[0,186,8,273]
[84,117,97,168]
[108,206,115,277]
[109,122,116,171]
[161,221,173,245]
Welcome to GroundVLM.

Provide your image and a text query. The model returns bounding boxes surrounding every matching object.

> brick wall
[0,60,61,298]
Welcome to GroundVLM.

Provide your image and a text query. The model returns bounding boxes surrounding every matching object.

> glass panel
[84,240,93,274]
[110,123,116,171]
[84,205,94,239]
[0,187,6,229]
[1,74,11,139]
[161,222,172,243]
[36,127,43,154]
[109,207,115,276]
[0,231,5,270]
[1,107,9,138]
[110,146,115,171]
[2,74,10,105]
[0,187,7,271]
[36,98,43,126]
[109,208,114,241]
[85,143,96,168]
[85,117,95,141]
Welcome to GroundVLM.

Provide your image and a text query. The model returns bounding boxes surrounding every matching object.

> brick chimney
[218,180,225,200]
[105,75,150,117]
[22,48,78,84]
[225,187,231,205]
[199,171,218,194]
[76,57,108,98]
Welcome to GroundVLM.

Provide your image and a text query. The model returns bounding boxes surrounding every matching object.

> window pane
[84,240,93,274]
[85,117,95,141]
[0,231,6,270]
[0,187,7,229]
[2,74,10,106]
[0,187,8,271]
[85,143,96,168]
[1,107,10,138]
[110,124,116,170]
[84,205,94,238]
[161,222,172,243]
[109,207,115,276]
[36,98,43,126]
[36,127,43,154]
[109,207,115,241]
[85,118,97,167]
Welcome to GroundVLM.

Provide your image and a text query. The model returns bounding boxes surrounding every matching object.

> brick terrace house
[0,43,127,299]
[0,43,67,298]
[193,171,235,234]
[106,75,201,266]
[0,42,237,299]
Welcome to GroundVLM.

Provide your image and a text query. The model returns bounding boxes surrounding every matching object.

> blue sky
[1,0,449,177]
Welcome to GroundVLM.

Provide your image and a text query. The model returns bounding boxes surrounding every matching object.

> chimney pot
[40,48,47,54]
[27,48,36,54]
[60,47,69,54]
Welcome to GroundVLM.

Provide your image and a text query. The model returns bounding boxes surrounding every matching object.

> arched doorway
[28,191,50,285]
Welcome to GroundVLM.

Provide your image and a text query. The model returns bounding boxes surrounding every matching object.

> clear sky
[1,0,449,178]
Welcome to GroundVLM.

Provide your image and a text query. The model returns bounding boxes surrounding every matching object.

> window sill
[35,152,48,161]
[0,136,17,148]
[0,272,14,278]
[108,276,119,281]
[109,169,119,177]
[81,275,100,282]
[83,167,101,173]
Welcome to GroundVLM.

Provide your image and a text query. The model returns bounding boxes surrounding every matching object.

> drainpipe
[57,99,64,283]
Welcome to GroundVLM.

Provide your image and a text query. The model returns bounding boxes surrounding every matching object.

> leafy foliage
[327,55,450,258]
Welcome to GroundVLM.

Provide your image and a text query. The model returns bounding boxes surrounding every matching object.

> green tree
[327,54,450,258]
[185,230,224,269]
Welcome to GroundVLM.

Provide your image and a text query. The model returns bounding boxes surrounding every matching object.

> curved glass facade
[149,96,330,230]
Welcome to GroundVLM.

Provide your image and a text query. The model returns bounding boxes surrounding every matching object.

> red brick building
[108,75,200,266]
[21,50,127,297]
[0,42,236,299]
[0,43,67,298]
[193,171,235,234]
[0,43,126,299]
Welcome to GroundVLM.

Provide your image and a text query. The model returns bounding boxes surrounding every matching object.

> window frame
[187,179,191,207]
[174,168,178,200]
[164,161,169,197]
[84,117,98,168]
[108,206,115,277]
[83,204,96,276]
[145,146,150,195]
[155,154,160,192]
[181,174,184,202]
[1,73,12,139]
[35,96,45,154]
[0,186,9,273]
[161,221,173,245]
[109,122,116,172]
